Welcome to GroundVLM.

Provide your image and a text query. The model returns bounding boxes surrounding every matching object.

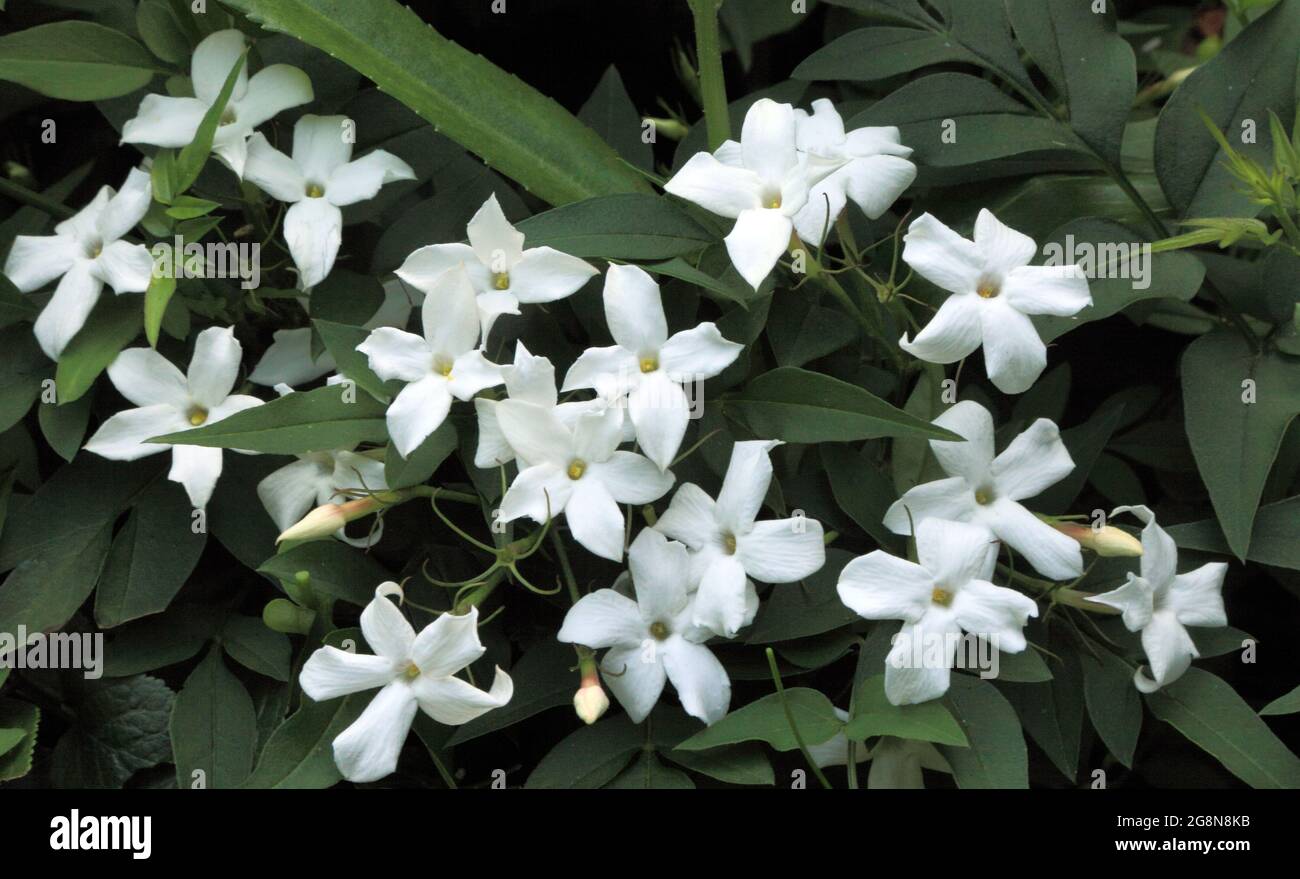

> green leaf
[1154,0,1300,218]
[242,694,364,788]
[845,675,968,746]
[1181,328,1300,560]
[220,615,291,682]
[578,65,652,172]
[795,27,979,82]
[38,391,94,462]
[163,196,220,220]
[747,548,859,643]
[384,421,457,490]
[50,675,174,788]
[143,271,176,348]
[0,22,159,101]
[606,752,695,789]
[821,443,901,550]
[173,51,247,197]
[1260,684,1300,717]
[102,606,222,677]
[938,675,1028,789]
[0,523,114,658]
[526,717,643,789]
[1081,648,1142,767]
[313,319,394,403]
[171,647,258,788]
[258,541,391,607]
[1167,495,1300,571]
[223,0,649,206]
[676,688,842,752]
[0,698,39,781]
[136,0,192,64]
[310,270,385,329]
[726,367,962,444]
[54,294,143,405]
[153,384,389,454]
[445,640,574,746]
[515,193,712,260]
[663,743,774,786]
[767,294,861,368]
[998,652,1084,783]
[0,325,49,434]
[1145,667,1300,789]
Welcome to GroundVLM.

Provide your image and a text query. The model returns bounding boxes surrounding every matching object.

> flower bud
[1053,522,1142,557]
[276,496,383,543]
[574,679,609,725]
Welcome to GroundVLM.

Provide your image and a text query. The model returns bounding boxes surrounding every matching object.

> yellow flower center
[931,587,954,607]
[649,621,669,640]
[493,272,510,290]
[639,356,659,374]
[567,459,586,480]
[403,661,421,680]
[767,195,782,209]
[219,107,237,126]
[722,532,737,555]
[977,281,1000,299]
[305,183,325,199]
[974,488,993,505]
[187,407,208,426]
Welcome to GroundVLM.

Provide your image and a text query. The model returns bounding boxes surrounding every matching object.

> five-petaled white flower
[884,400,1083,581]
[122,29,313,178]
[244,114,415,288]
[396,193,598,342]
[900,209,1092,394]
[807,708,953,788]
[654,440,826,638]
[838,518,1039,705]
[664,98,813,290]
[791,98,916,246]
[562,264,742,471]
[357,263,504,457]
[300,583,513,783]
[257,449,388,547]
[4,166,153,360]
[83,326,263,509]
[496,399,673,561]
[558,529,731,724]
[1088,505,1227,693]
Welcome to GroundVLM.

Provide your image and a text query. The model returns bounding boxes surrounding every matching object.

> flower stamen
[567,459,586,480]
[931,587,954,607]
[187,407,209,427]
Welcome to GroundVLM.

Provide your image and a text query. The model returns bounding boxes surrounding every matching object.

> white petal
[566,478,626,562]
[495,399,571,467]
[413,668,513,725]
[300,646,396,701]
[589,451,674,504]
[984,498,1082,580]
[951,579,1038,652]
[740,98,798,182]
[258,457,330,531]
[603,264,667,353]
[792,177,848,246]
[1113,504,1178,587]
[410,606,484,677]
[902,213,983,295]
[600,644,666,723]
[899,293,984,365]
[326,150,416,207]
[395,243,480,293]
[725,208,792,290]
[1088,573,1154,631]
[186,326,242,410]
[121,94,206,148]
[690,554,750,638]
[628,371,689,471]
[974,209,1036,275]
[915,518,999,585]
[714,439,777,532]
[1171,563,1228,627]
[243,132,306,202]
[332,680,417,783]
[884,612,961,705]
[466,193,524,271]
[191,29,249,106]
[1135,610,1196,693]
[659,322,743,381]
[357,327,432,384]
[561,345,639,394]
[359,590,416,662]
[1002,264,1092,316]
[292,114,353,183]
[558,589,645,648]
[83,405,182,461]
[628,528,691,622]
[842,154,916,219]
[475,290,520,343]
[284,197,343,289]
[92,241,152,293]
[386,374,452,458]
[990,417,1073,501]
[107,347,189,409]
[508,246,597,303]
[571,406,623,463]
[473,398,513,469]
[882,476,975,534]
[654,482,720,550]
[503,341,557,406]
[235,63,314,128]
[739,517,826,582]
[33,262,103,360]
[865,738,926,789]
[55,188,110,243]
[4,233,78,292]
[446,349,503,400]
[663,638,731,724]
[168,444,224,508]
[422,262,480,357]
[837,551,934,621]
[98,167,154,243]
[499,462,572,523]
[980,304,1046,395]
[795,99,846,152]
[929,400,995,484]
[249,327,335,387]
[663,151,763,218]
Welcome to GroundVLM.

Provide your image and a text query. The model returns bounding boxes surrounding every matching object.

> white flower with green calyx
[807,708,953,789]
[899,209,1092,394]
[356,263,504,458]
[243,114,415,289]
[82,326,263,509]
[3,166,153,360]
[299,583,513,783]
[396,193,599,343]
[654,440,826,638]
[837,517,1039,705]
[562,264,743,471]
[557,529,731,725]
[257,449,389,548]
[1087,505,1228,694]
[122,29,313,178]
[883,399,1084,581]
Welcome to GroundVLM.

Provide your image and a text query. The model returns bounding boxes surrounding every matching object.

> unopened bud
[277,496,383,543]
[574,678,609,725]
[1053,522,1142,557]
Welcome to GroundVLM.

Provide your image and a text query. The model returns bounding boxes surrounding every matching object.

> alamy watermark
[151,235,261,290]
[0,626,103,679]
[1042,235,1151,290]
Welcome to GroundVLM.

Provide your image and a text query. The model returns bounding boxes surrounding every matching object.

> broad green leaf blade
[384,421,457,490]
[577,65,652,172]
[939,675,1028,789]
[747,549,859,643]
[0,22,160,101]
[726,367,962,443]
[1181,329,1300,560]
[220,615,292,682]
[54,294,143,405]
[446,641,575,746]
[663,744,775,786]
[1081,648,1142,768]
[1261,685,1300,717]
[49,675,173,788]
[821,443,901,550]
[222,0,650,206]
[998,652,1084,783]
[1167,495,1300,571]
[143,272,176,348]
[313,319,395,403]
[845,675,968,746]
[173,51,247,197]
[676,687,842,752]
[152,385,389,454]
[0,698,39,781]
[38,389,94,462]
[0,325,49,434]
[258,541,391,607]
[171,647,258,789]
[606,752,695,789]
[242,695,365,789]
[516,194,713,260]
[1145,667,1300,789]
[794,27,976,82]
[525,715,643,789]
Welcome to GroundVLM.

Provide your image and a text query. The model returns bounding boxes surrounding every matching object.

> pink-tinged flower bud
[573,670,609,725]
[277,496,383,543]
[1053,522,1143,557]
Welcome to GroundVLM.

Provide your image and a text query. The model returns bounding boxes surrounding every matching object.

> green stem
[452,568,505,615]
[427,747,458,790]
[549,527,582,605]
[687,0,730,151]
[764,648,833,790]
[995,564,1118,615]
[0,176,76,219]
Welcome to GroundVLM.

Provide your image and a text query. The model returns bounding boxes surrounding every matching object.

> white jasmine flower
[4,166,153,360]
[838,518,1038,705]
[122,29,313,178]
[356,264,504,457]
[300,584,513,783]
[654,440,826,638]
[883,400,1083,581]
[495,399,672,561]
[257,449,388,547]
[558,529,731,724]
[83,326,263,509]
[396,193,598,342]
[1088,505,1228,693]
[243,114,415,288]
[807,708,952,788]
[899,209,1092,394]
[664,98,813,289]
[791,98,917,245]
[562,264,742,471]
